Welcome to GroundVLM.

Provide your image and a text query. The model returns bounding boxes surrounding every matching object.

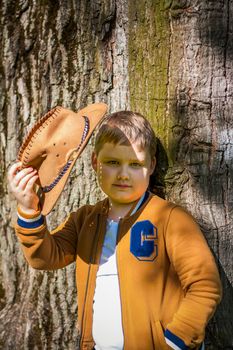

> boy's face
[92,142,156,205]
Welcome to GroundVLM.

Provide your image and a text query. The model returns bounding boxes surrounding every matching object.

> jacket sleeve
[15,205,82,270]
[164,206,222,350]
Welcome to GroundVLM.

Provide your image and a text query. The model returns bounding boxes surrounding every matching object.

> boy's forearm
[15,207,77,270]
[164,275,221,349]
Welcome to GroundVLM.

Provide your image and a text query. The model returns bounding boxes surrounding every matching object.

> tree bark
[0,0,232,349]
[128,1,233,349]
[0,1,129,349]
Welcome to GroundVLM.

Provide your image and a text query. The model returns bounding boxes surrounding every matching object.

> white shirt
[92,194,146,350]
[92,219,123,350]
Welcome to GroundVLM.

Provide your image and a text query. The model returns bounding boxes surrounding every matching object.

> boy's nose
[117,166,129,180]
[117,174,129,180]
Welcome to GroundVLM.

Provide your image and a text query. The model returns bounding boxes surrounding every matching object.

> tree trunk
[0,1,232,349]
[0,1,129,349]
[128,1,233,349]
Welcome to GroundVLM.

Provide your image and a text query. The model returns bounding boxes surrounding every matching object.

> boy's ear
[91,152,97,172]
[150,157,156,175]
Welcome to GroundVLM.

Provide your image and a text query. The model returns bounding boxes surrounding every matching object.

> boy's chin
[108,195,142,205]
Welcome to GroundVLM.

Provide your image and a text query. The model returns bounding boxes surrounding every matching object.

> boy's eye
[106,160,119,165]
[130,162,142,167]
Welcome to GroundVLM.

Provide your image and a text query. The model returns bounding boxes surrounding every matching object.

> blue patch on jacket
[130,220,158,261]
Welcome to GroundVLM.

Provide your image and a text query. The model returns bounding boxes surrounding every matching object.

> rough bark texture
[0,0,232,349]
[128,1,233,349]
[0,0,129,349]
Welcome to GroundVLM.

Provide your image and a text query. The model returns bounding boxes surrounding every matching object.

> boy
[8,110,221,350]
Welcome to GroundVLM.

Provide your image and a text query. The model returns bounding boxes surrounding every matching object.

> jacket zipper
[116,218,125,349]
[80,214,100,344]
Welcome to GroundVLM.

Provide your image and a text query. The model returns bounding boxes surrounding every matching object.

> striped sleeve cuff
[164,329,188,350]
[17,206,44,229]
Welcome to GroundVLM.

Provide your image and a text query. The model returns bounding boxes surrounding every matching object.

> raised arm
[8,162,78,270]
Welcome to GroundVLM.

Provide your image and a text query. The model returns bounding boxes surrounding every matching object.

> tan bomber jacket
[15,193,222,350]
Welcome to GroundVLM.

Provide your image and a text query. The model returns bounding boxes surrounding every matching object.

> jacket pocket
[152,320,170,350]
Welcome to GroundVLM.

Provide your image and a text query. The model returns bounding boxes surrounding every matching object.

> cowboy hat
[17,103,108,215]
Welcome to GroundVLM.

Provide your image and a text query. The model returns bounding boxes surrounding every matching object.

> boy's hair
[94,111,157,158]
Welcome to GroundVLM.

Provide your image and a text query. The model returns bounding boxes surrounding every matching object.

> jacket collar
[97,191,153,221]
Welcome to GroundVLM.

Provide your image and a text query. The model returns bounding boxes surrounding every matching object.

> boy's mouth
[113,184,132,188]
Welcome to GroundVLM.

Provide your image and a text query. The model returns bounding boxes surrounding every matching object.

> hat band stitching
[18,106,62,167]
[42,116,90,193]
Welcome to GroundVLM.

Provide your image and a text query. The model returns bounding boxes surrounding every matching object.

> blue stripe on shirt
[136,191,150,212]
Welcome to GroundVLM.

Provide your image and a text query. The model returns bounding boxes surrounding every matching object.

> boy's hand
[8,162,40,214]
